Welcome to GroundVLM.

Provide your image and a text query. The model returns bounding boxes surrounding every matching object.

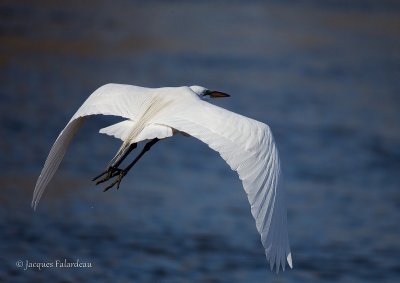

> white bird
[32,84,292,272]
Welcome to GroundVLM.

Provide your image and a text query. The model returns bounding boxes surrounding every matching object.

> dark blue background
[1,1,399,282]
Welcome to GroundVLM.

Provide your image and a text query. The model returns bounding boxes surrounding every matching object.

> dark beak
[209,91,230,98]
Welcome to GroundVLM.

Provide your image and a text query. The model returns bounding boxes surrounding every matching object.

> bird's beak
[209,91,230,98]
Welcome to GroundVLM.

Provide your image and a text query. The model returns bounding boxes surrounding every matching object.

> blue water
[1,1,399,282]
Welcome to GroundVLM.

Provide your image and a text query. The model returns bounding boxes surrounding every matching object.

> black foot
[92,166,122,184]
[102,170,127,192]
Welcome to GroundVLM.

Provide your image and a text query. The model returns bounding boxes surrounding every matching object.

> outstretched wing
[32,84,153,210]
[156,99,292,272]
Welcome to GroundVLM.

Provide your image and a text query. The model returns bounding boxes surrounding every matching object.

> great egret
[32,84,292,272]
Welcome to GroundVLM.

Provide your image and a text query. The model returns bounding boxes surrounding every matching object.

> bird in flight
[32,84,292,272]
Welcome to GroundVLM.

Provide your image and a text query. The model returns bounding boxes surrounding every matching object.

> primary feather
[32,83,292,272]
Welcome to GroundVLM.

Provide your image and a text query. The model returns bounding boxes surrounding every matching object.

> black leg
[101,138,160,192]
[113,143,137,168]
[92,143,137,182]
[124,138,159,173]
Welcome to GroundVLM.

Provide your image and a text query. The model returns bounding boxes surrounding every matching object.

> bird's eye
[203,90,211,96]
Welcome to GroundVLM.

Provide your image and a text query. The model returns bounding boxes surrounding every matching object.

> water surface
[1,1,399,282]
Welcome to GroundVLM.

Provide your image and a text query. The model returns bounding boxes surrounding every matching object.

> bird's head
[189,85,230,100]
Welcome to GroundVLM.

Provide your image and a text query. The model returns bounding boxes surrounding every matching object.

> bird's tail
[110,95,172,165]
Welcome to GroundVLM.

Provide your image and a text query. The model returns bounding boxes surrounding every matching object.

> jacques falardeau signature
[20,259,93,270]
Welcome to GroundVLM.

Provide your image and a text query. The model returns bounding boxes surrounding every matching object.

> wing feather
[32,84,153,209]
[157,100,292,272]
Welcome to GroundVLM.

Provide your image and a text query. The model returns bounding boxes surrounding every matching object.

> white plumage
[32,83,292,272]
